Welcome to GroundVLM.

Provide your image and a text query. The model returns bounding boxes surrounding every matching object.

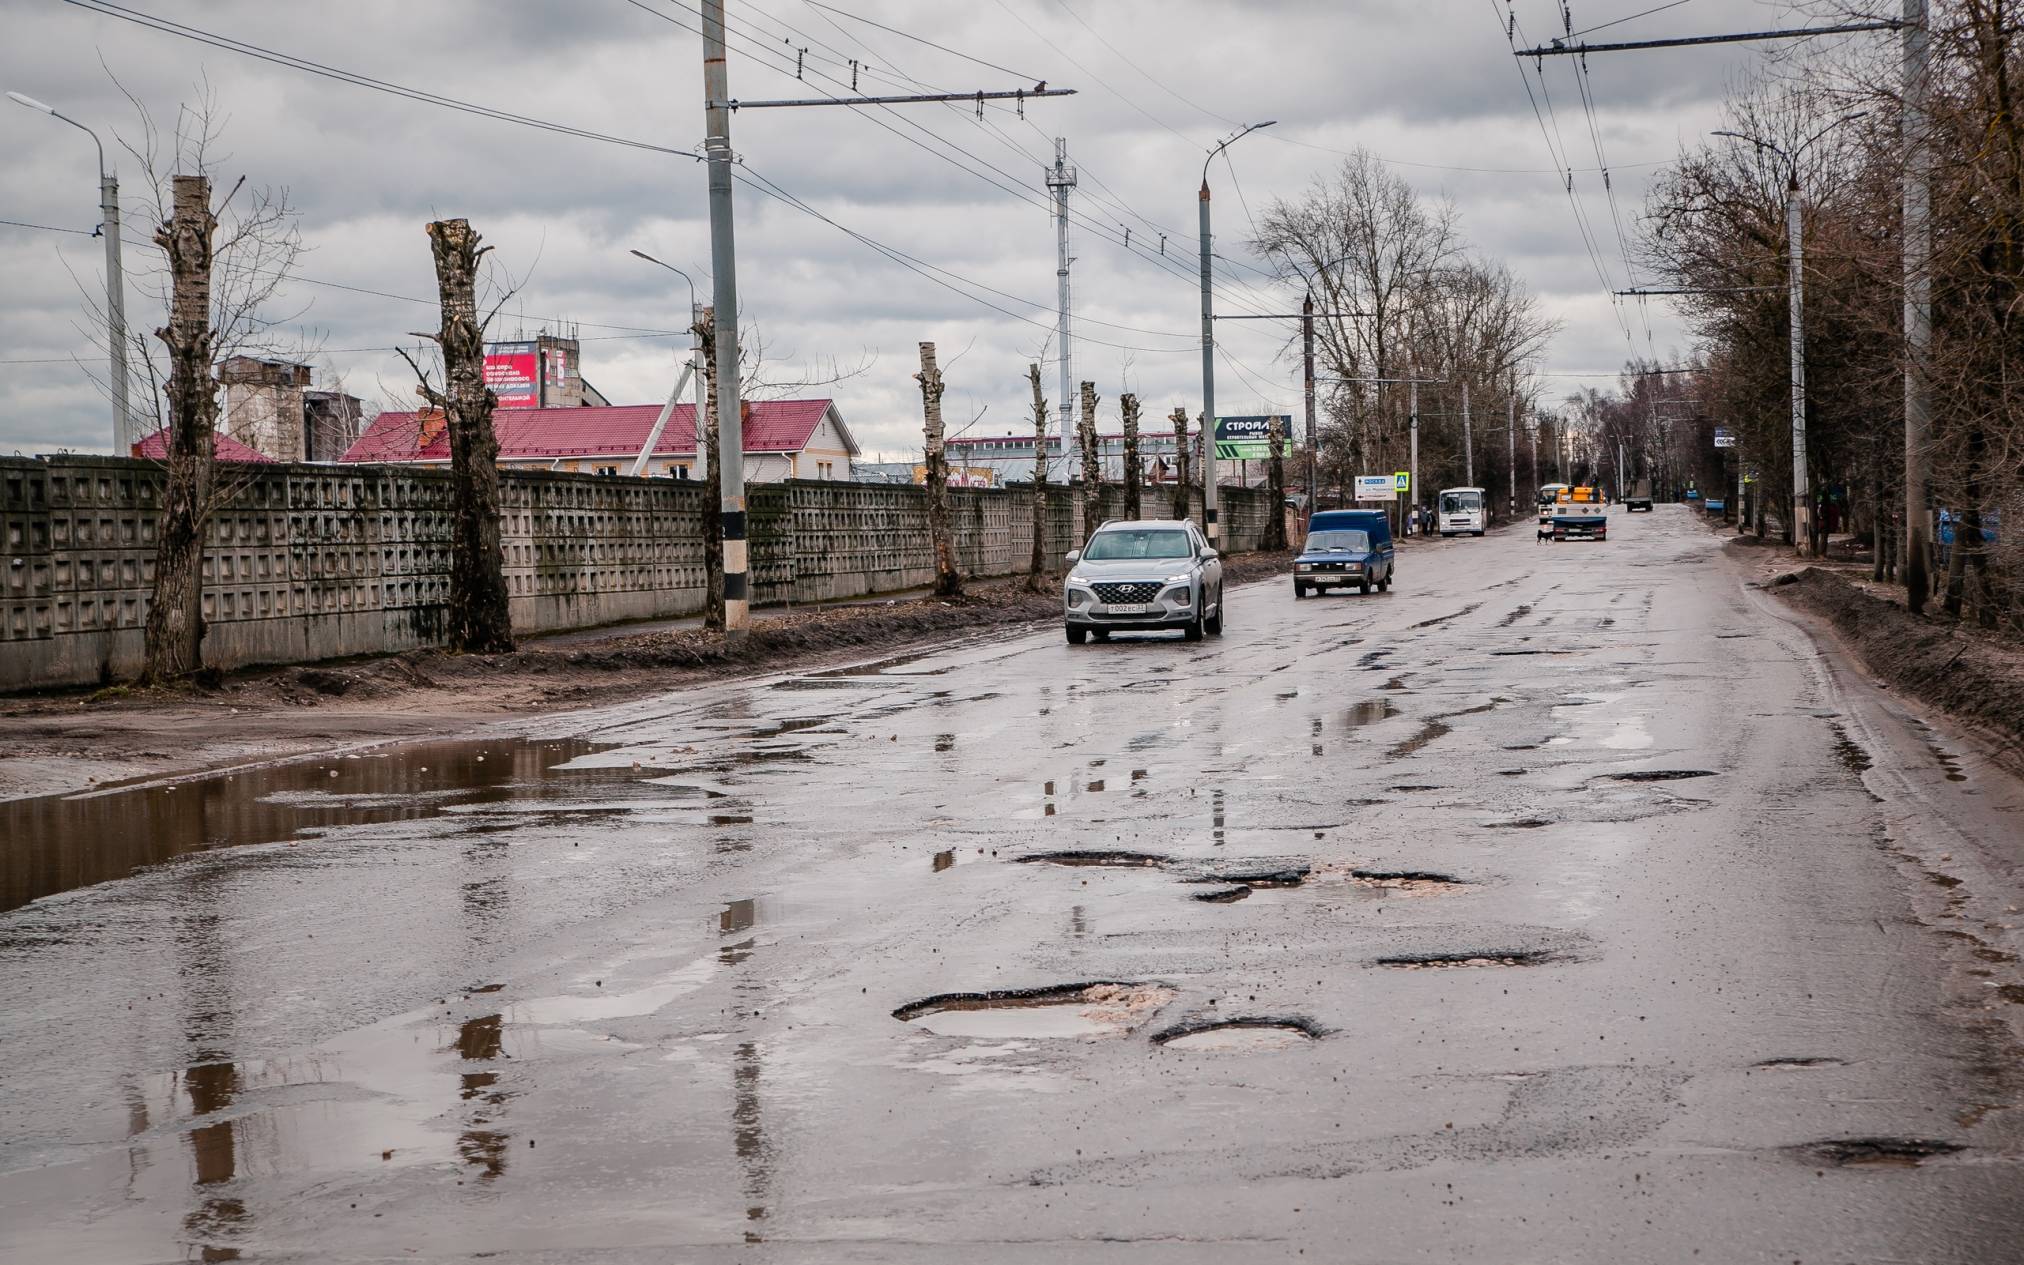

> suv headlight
[1065,576,1093,591]
[1296,563,1314,573]
[1162,573,1191,583]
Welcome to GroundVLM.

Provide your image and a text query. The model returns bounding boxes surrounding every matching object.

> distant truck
[1548,486,1608,542]
[1624,479,1653,512]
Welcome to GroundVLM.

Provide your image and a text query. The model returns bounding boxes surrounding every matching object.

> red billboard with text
[483,342,539,408]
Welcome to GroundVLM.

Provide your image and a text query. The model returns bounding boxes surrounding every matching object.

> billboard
[1214,415,1294,460]
[484,342,539,408]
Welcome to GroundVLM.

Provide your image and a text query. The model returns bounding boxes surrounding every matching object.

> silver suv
[1063,519,1225,644]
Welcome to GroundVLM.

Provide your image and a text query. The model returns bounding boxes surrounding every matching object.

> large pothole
[1016,851,1173,869]
[1602,769,1719,783]
[1150,1017,1324,1051]
[1795,1137,1964,1167]
[1374,951,1551,969]
[894,982,1176,1039]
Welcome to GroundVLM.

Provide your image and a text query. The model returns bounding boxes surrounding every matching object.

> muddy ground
[0,552,1291,800]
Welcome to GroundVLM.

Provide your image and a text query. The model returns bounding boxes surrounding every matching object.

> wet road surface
[4,507,2022,1262]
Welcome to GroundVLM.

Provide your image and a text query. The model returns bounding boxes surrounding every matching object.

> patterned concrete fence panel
[0,456,1278,691]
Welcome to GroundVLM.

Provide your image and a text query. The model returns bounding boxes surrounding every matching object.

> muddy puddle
[0,737,661,913]
[1345,699,1402,727]
[896,983,1176,1040]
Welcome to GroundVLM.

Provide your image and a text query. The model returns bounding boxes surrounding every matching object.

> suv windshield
[1305,529,1370,553]
[1084,529,1193,561]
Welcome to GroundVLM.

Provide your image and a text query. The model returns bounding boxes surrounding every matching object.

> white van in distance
[1438,487,1486,537]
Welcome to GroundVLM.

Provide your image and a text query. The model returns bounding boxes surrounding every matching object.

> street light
[10,90,131,453]
[628,249,708,483]
[1712,111,1864,555]
[1197,119,1274,548]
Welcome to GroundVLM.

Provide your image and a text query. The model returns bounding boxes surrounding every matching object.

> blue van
[1293,509,1395,597]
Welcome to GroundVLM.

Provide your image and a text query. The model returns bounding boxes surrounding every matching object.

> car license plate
[1106,602,1148,615]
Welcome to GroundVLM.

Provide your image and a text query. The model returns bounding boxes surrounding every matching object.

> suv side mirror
[1200,547,1218,560]
[1065,549,1081,565]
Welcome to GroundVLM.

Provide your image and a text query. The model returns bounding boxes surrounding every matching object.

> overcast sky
[1,0,1804,461]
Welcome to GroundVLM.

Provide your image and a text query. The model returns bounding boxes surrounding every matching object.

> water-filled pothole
[1151,1018,1323,1050]
[1796,1137,1964,1167]
[1017,851,1172,869]
[1193,864,1308,888]
[1346,699,1402,727]
[1829,724,1874,773]
[1347,869,1465,890]
[1603,769,1718,782]
[1375,951,1550,969]
[895,982,1176,1039]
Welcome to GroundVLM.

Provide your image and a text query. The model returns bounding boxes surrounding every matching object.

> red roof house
[340,399,858,481]
[131,426,276,464]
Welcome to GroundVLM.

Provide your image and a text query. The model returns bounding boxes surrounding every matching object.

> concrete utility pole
[1198,121,1275,549]
[1048,139,1077,479]
[1508,386,1518,517]
[9,91,129,452]
[1410,380,1420,523]
[1302,292,1317,515]
[701,0,750,633]
[1461,380,1474,487]
[1786,171,1809,550]
[1529,411,1539,497]
[1903,0,1933,611]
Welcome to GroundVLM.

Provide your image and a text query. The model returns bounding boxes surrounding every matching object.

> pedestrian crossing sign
[1393,471,1411,492]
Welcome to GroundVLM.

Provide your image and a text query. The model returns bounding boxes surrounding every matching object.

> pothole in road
[895,982,1176,1040]
[1387,784,1443,793]
[1151,1018,1324,1051]
[1485,817,1555,829]
[1017,850,1172,869]
[1754,1056,1849,1071]
[1385,720,1452,759]
[1795,1137,1965,1168]
[1380,676,1411,691]
[1603,769,1718,783]
[1192,885,1252,903]
[1345,868,1466,891]
[1828,724,1874,773]
[1192,864,1309,888]
[1375,951,1552,969]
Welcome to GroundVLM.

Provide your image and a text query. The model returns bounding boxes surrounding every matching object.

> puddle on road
[1017,851,1172,869]
[1755,1056,1849,1071]
[1603,769,1718,783]
[1311,865,1466,892]
[895,983,1176,1040]
[0,738,657,914]
[1192,885,1252,903]
[1152,1019,1322,1051]
[1346,699,1402,728]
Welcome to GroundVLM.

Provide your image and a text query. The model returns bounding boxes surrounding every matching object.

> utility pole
[1528,411,1538,498]
[701,0,750,633]
[1462,380,1474,487]
[1410,379,1420,524]
[1903,0,1933,611]
[1048,139,1077,479]
[1199,121,1276,549]
[1507,385,1517,519]
[1786,170,1809,551]
[1302,292,1317,516]
[8,92,130,451]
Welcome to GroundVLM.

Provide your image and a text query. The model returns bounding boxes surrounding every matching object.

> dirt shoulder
[1747,546,2024,751]
[0,551,1293,802]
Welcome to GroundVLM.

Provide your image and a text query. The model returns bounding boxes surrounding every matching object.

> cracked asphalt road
[4,506,2022,1262]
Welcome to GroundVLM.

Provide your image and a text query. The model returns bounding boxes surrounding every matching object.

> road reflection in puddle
[1,738,660,914]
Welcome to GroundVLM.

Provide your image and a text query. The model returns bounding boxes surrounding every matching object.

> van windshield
[1084,529,1193,560]
[1305,529,1371,553]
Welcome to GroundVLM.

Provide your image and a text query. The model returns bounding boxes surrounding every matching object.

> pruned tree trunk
[1120,393,1142,520]
[424,218,514,654]
[1026,363,1050,592]
[695,306,725,629]
[141,175,220,685]
[917,342,962,597]
[1265,414,1288,549]
[1078,381,1103,544]
[1171,406,1192,521]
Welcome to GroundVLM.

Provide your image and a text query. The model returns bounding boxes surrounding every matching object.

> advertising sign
[1213,415,1293,460]
[1354,475,1397,502]
[483,342,540,408]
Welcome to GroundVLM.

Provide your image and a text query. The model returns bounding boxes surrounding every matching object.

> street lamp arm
[8,90,104,175]
[1202,120,1277,187]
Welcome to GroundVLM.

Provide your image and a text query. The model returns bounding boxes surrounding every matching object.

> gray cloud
[2,0,1793,460]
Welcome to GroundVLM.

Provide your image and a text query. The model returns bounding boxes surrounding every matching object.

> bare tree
[139,175,219,685]
[1266,415,1288,549]
[1078,381,1104,544]
[1026,363,1050,592]
[1172,407,1194,521]
[917,342,962,598]
[401,219,513,654]
[1120,393,1143,520]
